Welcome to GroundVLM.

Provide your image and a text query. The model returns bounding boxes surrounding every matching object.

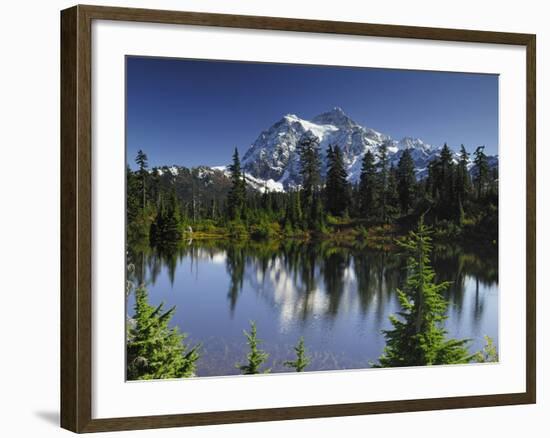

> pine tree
[473,146,489,199]
[149,195,165,245]
[397,148,416,214]
[439,143,454,183]
[378,218,473,367]
[126,165,141,223]
[284,189,302,230]
[358,150,376,218]
[127,284,199,380]
[311,192,325,232]
[376,142,390,222]
[297,133,322,229]
[325,145,350,216]
[456,144,471,203]
[284,337,311,372]
[227,148,246,220]
[150,191,182,246]
[164,191,182,242]
[386,164,399,220]
[135,150,149,209]
[236,321,270,374]
[427,143,458,221]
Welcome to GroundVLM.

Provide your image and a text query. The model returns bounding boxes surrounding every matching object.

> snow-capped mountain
[240,107,497,188]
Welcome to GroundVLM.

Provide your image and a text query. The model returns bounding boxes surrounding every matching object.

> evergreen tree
[284,189,302,230]
[164,191,182,241]
[473,146,489,199]
[438,143,454,184]
[284,337,311,372]
[358,150,376,218]
[325,145,350,216]
[236,321,270,374]
[135,150,149,209]
[150,191,182,246]
[475,335,498,363]
[209,198,217,220]
[126,165,141,223]
[376,142,391,222]
[378,218,473,367]
[127,284,199,380]
[387,164,399,219]
[427,143,458,221]
[149,197,165,245]
[456,144,471,204]
[297,133,322,229]
[311,192,325,232]
[397,148,416,214]
[227,148,247,220]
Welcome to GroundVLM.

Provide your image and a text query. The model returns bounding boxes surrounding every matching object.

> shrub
[194,220,218,233]
[228,221,248,239]
[250,221,281,240]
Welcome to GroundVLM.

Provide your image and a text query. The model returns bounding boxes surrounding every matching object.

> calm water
[127,240,498,377]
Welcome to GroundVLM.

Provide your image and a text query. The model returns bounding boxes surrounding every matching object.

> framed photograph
[60,4,536,433]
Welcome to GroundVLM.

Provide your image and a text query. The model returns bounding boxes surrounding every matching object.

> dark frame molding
[60,4,536,433]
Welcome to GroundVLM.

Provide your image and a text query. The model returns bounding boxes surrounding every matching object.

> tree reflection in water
[126,239,498,376]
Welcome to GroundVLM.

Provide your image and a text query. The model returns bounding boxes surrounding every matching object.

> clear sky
[126,56,498,169]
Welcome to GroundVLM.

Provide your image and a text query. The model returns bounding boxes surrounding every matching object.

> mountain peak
[312,107,357,128]
[398,136,432,152]
[239,108,496,189]
[282,113,300,122]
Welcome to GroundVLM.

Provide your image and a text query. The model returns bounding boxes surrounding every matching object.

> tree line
[129,231,497,322]
[127,136,497,248]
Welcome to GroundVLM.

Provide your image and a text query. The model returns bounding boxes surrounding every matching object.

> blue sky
[126,56,498,169]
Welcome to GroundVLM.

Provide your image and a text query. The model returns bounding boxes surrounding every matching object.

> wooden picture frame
[60,4,536,433]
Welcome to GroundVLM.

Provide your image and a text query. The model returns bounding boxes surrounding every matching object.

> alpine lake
[127,238,498,377]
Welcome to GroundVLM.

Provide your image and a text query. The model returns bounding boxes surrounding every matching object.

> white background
[0,0,546,436]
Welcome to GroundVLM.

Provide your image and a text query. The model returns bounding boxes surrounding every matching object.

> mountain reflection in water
[127,240,498,377]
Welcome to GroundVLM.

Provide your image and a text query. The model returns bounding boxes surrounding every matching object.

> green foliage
[192,219,219,233]
[126,142,498,250]
[397,148,416,214]
[126,165,141,223]
[284,337,311,372]
[325,145,351,216]
[357,225,370,241]
[127,283,199,380]
[250,220,281,240]
[474,335,498,363]
[358,150,377,218]
[311,193,326,233]
[236,321,270,374]
[135,149,149,210]
[227,148,247,220]
[283,189,303,230]
[150,191,182,246]
[375,143,400,222]
[456,144,471,207]
[297,133,322,229]
[378,218,473,367]
[473,145,490,199]
[227,221,248,239]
